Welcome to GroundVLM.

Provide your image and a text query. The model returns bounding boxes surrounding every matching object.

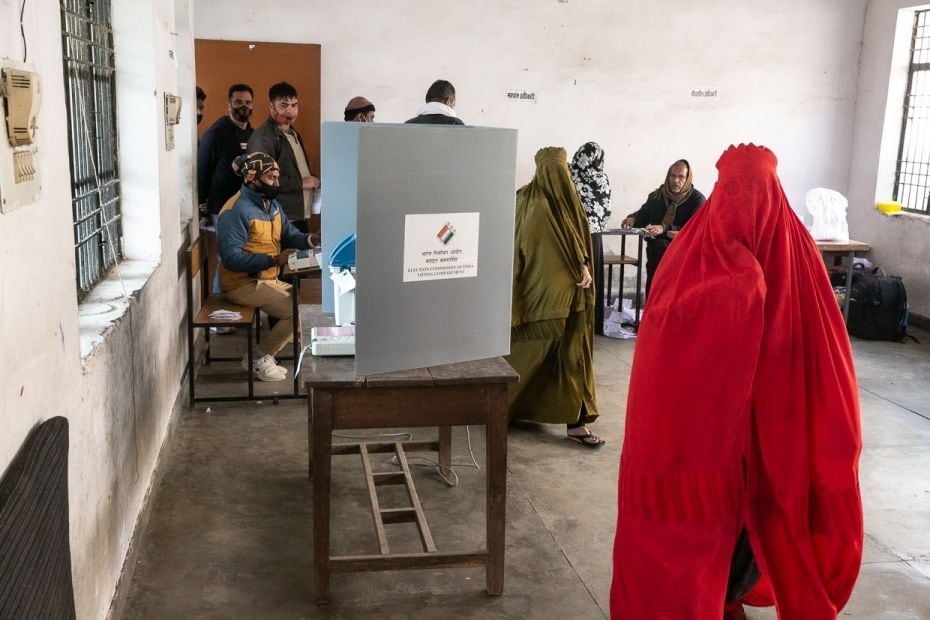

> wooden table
[816,240,871,321]
[300,306,518,603]
[595,229,644,333]
[279,262,322,397]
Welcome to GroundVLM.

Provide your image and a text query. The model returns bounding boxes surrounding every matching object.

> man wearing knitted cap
[217,151,314,381]
[344,96,375,122]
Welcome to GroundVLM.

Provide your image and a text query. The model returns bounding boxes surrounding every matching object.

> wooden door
[194,40,321,170]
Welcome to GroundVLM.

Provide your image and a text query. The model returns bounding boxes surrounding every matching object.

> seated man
[622,159,705,299]
[217,152,313,381]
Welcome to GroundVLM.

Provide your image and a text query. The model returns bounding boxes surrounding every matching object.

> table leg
[843,250,854,322]
[291,279,300,396]
[438,426,452,472]
[485,388,508,595]
[312,390,333,604]
[592,233,604,335]
[307,390,314,481]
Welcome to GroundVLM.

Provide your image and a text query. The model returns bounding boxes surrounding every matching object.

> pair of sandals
[567,427,605,448]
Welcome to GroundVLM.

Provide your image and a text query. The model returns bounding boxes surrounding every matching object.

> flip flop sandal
[567,432,605,448]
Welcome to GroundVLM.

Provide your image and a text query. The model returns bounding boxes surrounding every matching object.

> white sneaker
[242,354,287,382]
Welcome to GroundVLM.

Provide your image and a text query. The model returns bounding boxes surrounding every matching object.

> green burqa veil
[506,147,598,424]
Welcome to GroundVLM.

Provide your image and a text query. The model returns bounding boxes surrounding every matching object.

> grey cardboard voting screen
[320,122,361,313]
[321,122,517,376]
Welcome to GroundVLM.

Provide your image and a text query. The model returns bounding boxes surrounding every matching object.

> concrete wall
[194,0,867,220]
[0,1,915,618]
[848,0,930,317]
[0,0,195,617]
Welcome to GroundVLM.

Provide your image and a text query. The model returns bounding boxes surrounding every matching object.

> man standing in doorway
[197,83,255,307]
[198,83,255,230]
[405,79,465,125]
[196,85,206,125]
[247,82,320,232]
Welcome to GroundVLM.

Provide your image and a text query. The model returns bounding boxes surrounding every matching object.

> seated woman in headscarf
[622,159,705,299]
[506,147,602,447]
[611,144,863,618]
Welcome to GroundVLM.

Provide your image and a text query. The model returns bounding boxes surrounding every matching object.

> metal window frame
[60,0,122,299]
[894,9,930,215]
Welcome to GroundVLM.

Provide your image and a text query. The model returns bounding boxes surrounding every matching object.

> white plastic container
[329,266,356,326]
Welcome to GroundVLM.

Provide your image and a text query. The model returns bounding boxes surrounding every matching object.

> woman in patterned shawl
[570,142,612,233]
[570,142,612,332]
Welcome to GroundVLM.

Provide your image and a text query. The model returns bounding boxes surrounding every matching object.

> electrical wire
[390,426,481,488]
[77,86,139,480]
[333,426,482,488]
[20,0,28,63]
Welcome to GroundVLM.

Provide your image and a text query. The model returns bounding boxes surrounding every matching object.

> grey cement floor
[122,327,930,619]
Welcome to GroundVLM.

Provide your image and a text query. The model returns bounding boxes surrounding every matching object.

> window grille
[895,9,930,214]
[60,0,122,299]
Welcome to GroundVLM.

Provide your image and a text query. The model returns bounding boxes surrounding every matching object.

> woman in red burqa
[611,144,863,618]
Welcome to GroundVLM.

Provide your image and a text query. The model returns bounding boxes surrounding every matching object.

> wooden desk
[300,305,518,603]
[279,262,322,397]
[816,240,871,322]
[595,229,644,333]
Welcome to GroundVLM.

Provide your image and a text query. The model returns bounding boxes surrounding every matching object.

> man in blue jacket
[217,152,313,381]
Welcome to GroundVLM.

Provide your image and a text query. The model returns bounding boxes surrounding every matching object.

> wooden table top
[299,305,519,388]
[815,239,871,252]
[281,262,321,278]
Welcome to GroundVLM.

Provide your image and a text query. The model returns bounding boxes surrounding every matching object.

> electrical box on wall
[0,60,41,214]
[164,93,181,151]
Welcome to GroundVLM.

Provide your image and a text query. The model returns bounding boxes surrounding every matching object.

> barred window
[894,9,930,214]
[61,0,122,299]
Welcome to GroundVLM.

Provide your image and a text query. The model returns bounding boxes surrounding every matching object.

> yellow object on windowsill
[876,201,902,214]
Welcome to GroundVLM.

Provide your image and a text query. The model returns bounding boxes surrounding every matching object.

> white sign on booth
[402,212,480,283]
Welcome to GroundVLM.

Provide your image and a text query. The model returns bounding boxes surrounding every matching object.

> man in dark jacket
[198,83,254,222]
[622,159,705,299]
[405,79,465,125]
[197,83,255,301]
[218,152,313,382]
[247,82,319,231]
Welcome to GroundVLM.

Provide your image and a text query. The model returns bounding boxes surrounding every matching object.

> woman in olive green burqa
[506,147,602,446]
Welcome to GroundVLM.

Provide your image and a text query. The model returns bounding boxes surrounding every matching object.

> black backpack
[839,269,909,342]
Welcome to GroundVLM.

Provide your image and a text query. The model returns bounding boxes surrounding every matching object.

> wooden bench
[185,235,259,402]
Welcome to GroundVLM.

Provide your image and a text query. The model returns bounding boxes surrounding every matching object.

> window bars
[895,9,930,215]
[60,0,122,299]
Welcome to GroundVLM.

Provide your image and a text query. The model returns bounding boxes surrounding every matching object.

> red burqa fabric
[610,144,863,618]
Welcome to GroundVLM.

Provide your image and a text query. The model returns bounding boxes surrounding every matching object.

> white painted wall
[194,0,866,220]
[0,1,917,618]
[0,0,194,618]
[848,0,930,317]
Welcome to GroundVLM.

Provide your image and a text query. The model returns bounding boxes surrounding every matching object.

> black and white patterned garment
[570,142,612,233]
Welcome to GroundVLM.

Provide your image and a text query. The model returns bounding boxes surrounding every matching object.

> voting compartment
[320,122,518,375]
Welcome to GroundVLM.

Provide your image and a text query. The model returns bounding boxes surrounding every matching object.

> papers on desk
[209,309,242,321]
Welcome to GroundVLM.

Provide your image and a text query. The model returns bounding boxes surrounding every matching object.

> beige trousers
[225,279,294,357]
